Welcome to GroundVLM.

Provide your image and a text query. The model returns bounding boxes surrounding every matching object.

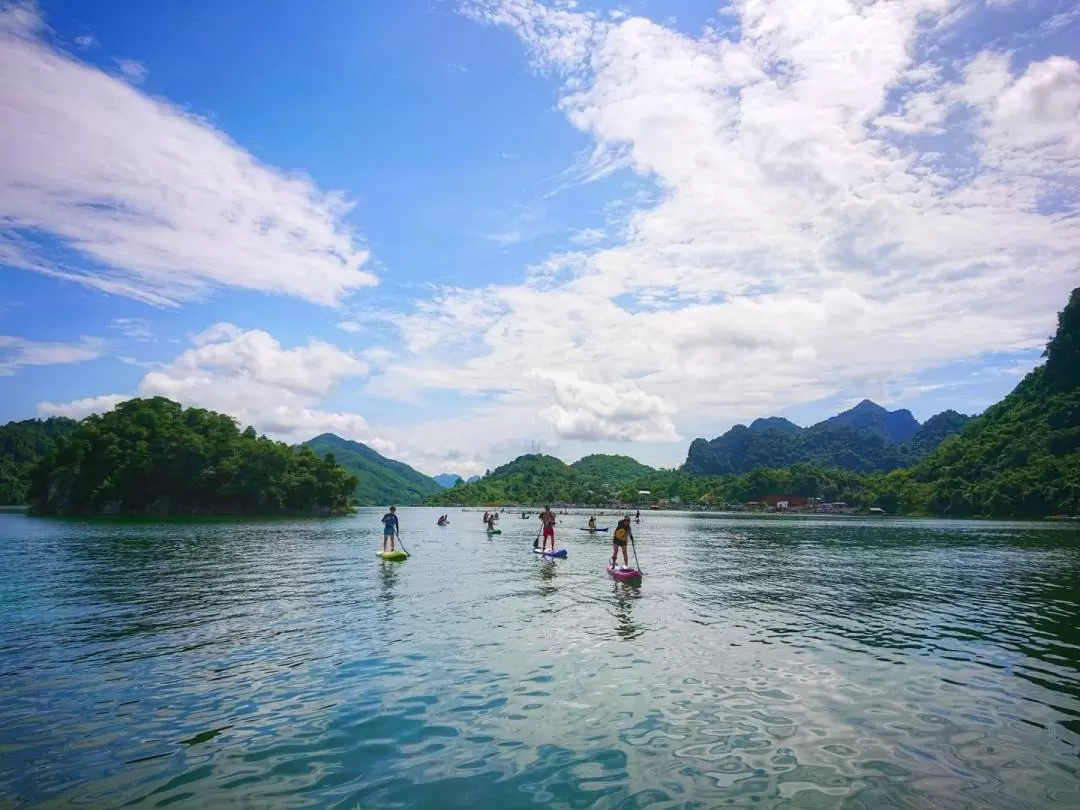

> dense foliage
[304,433,441,506]
[425,453,876,508]
[686,401,970,475]
[27,398,357,516]
[0,417,78,504]
[873,289,1080,518]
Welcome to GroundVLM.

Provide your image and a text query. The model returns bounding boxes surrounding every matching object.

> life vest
[614,527,628,541]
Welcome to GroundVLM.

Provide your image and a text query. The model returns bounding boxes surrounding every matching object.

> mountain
[880,288,1080,518]
[433,473,464,488]
[467,475,481,484]
[815,400,920,443]
[304,434,441,506]
[685,401,969,475]
[0,416,79,504]
[749,416,801,434]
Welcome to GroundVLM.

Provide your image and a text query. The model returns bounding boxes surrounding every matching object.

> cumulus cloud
[534,370,678,441]
[0,3,376,306]
[364,0,1079,458]
[37,323,379,442]
[38,393,127,419]
[0,334,103,375]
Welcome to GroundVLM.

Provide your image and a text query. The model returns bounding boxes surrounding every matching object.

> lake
[2,509,1079,809]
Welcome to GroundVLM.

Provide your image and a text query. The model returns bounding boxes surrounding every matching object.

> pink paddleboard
[607,565,643,582]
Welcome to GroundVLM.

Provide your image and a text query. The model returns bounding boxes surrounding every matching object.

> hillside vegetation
[28,398,357,516]
[0,417,78,504]
[686,401,970,475]
[304,433,441,506]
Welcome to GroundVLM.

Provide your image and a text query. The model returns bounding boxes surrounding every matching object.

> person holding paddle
[539,505,557,553]
[612,515,633,567]
[381,505,399,553]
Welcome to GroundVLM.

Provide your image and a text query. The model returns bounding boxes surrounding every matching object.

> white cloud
[363,0,1079,461]
[38,323,375,442]
[0,335,104,375]
[73,34,95,48]
[533,370,678,441]
[116,58,145,82]
[38,393,127,419]
[336,320,363,334]
[108,317,153,341]
[0,3,376,306]
[569,227,606,244]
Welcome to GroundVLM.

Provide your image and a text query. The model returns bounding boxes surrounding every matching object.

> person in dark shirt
[381,506,399,552]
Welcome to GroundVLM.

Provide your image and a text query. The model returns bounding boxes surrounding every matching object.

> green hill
[0,416,79,504]
[426,453,664,506]
[878,288,1080,518]
[304,433,441,506]
[570,454,656,485]
[27,398,357,516]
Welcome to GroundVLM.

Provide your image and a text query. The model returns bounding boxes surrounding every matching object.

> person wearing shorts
[539,505,556,552]
[381,505,399,552]
[612,516,632,567]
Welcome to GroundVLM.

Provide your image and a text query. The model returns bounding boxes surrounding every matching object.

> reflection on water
[1,510,1079,808]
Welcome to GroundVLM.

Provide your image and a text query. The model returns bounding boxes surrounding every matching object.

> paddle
[395,528,409,557]
[629,528,643,574]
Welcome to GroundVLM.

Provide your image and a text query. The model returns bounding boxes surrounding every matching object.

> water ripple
[0,511,1078,808]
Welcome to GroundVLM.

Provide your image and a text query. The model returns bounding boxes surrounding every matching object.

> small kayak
[534,548,568,558]
[580,527,609,532]
[607,565,642,581]
[377,550,409,561]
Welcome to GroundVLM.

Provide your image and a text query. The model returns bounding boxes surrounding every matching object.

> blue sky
[1,0,1078,475]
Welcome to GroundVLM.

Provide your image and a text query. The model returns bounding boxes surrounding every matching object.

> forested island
[24,398,358,516]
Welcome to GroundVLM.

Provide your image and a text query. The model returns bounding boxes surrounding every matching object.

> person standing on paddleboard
[381,506,399,553]
[612,516,632,567]
[539,505,557,553]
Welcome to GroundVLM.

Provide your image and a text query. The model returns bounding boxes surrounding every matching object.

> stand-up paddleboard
[486,529,502,535]
[607,565,642,582]
[580,527,609,532]
[534,548,568,558]
[377,550,409,561]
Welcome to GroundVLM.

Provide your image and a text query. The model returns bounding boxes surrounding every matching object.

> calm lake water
[2,509,1079,809]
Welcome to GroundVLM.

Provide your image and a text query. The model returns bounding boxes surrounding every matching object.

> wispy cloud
[116,58,145,82]
[108,317,153,341]
[569,227,605,245]
[0,3,376,307]
[0,334,104,375]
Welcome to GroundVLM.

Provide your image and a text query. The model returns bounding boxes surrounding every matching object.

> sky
[1,0,1078,477]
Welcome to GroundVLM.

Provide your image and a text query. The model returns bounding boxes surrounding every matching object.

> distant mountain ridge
[304,434,441,506]
[433,473,464,488]
[686,400,971,475]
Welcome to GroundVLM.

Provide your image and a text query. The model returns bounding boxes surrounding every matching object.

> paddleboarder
[587,515,597,531]
[539,505,557,553]
[381,505,399,553]
[612,515,632,567]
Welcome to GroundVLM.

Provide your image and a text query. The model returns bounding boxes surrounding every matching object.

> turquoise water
[1,509,1079,808]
